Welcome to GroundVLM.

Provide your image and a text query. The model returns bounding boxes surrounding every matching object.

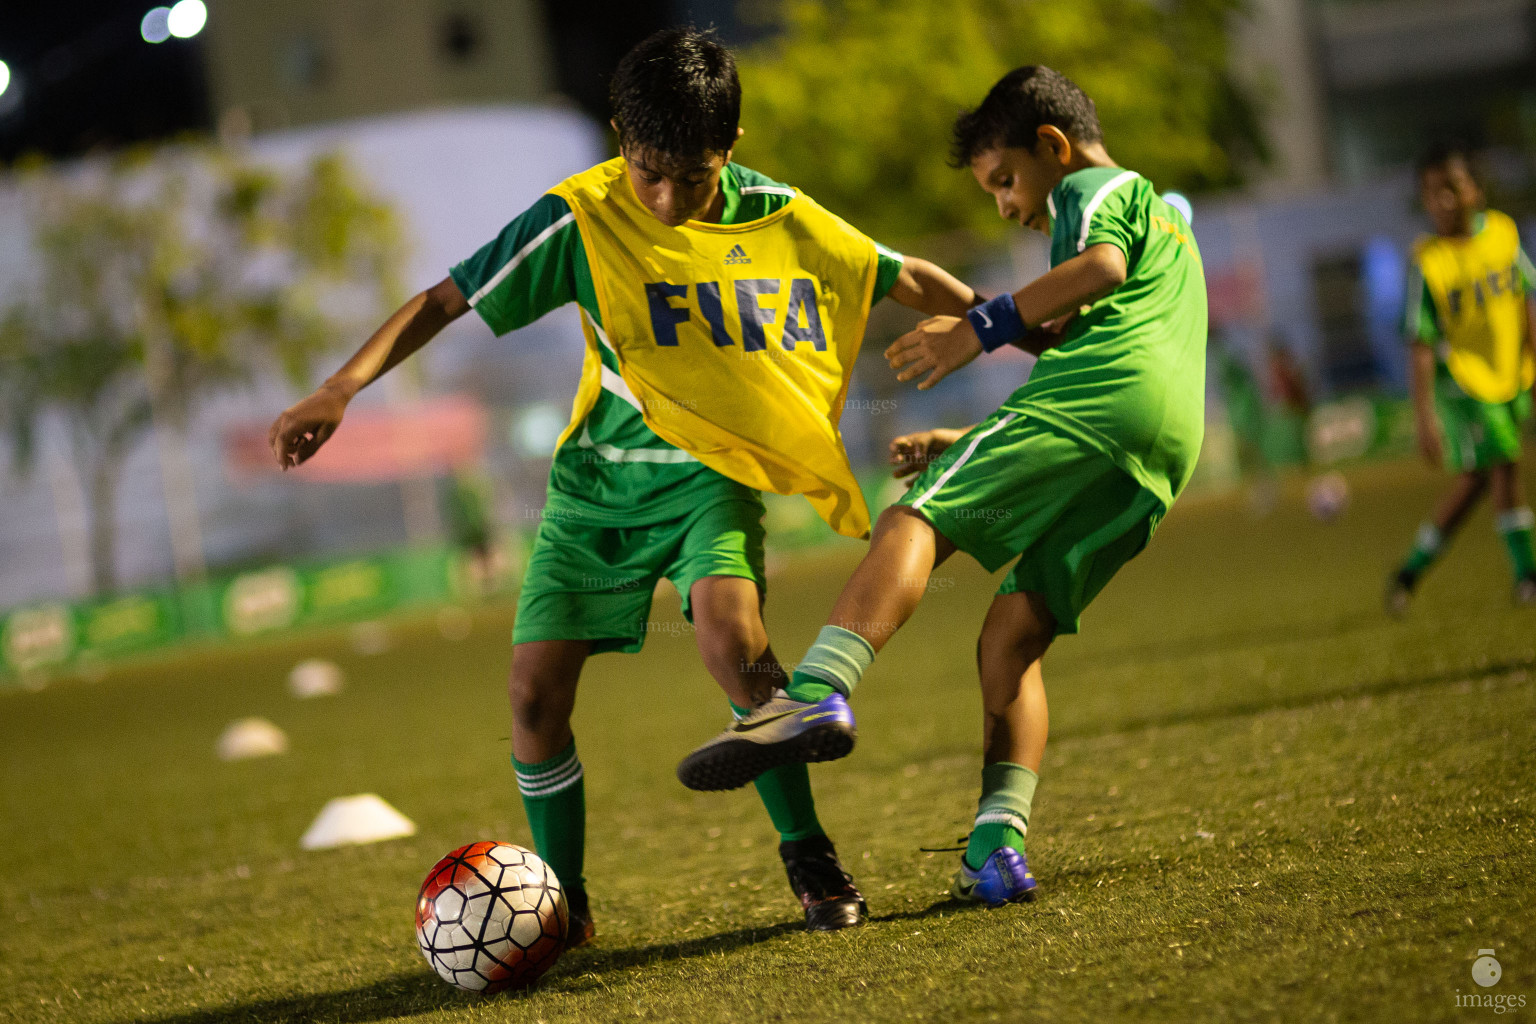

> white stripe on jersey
[910,414,1017,510]
[467,211,576,307]
[1077,170,1140,253]
[583,308,615,353]
[600,365,644,412]
[578,423,697,463]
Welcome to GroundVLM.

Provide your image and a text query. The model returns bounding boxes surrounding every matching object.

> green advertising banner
[0,545,478,684]
[0,398,1441,685]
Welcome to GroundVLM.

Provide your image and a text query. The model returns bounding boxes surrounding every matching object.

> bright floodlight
[141,7,172,44]
[0,61,10,99]
[167,0,207,39]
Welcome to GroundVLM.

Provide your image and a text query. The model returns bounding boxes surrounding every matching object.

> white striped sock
[1497,507,1535,533]
[516,748,584,798]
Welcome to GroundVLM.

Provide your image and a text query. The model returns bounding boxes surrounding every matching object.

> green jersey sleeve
[1518,245,1536,291]
[1402,261,1439,344]
[450,193,583,336]
[872,241,904,303]
[1049,168,1143,266]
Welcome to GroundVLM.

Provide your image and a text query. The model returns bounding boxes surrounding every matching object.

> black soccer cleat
[1384,568,1417,619]
[780,835,867,932]
[564,886,596,949]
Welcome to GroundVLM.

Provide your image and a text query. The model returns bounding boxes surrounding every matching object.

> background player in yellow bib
[268,28,980,938]
[1387,144,1536,614]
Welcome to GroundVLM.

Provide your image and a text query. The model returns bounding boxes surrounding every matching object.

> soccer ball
[1305,471,1350,522]
[415,841,569,993]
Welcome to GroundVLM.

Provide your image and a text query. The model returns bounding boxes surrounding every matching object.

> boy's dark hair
[950,66,1101,168]
[609,27,741,158]
[1415,139,1472,180]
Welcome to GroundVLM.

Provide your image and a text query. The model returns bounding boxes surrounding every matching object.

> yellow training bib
[1414,209,1535,403]
[549,158,879,538]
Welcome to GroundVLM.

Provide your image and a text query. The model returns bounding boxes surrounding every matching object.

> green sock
[1400,521,1443,578]
[1498,508,1536,579]
[963,762,1038,871]
[731,701,826,841]
[513,739,586,893]
[754,766,827,841]
[785,625,876,703]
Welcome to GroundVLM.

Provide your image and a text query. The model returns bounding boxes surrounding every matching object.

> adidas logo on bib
[724,244,752,266]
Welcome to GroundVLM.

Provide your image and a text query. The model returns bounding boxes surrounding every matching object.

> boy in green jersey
[269,28,979,938]
[680,66,1207,906]
[1386,143,1536,614]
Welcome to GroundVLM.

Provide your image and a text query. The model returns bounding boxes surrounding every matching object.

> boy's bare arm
[887,243,1127,390]
[1408,342,1442,467]
[1526,295,1536,369]
[1012,243,1126,326]
[324,277,469,398]
[268,276,469,469]
[886,257,981,318]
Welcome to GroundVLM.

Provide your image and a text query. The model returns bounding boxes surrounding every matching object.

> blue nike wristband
[966,292,1028,352]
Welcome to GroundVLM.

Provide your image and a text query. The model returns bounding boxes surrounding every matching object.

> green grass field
[2,457,1534,1023]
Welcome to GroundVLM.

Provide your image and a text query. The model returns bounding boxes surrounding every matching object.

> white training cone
[217,718,288,761]
[288,658,344,698]
[300,794,416,851]
[349,620,392,656]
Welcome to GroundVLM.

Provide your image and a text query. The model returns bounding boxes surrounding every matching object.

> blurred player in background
[270,27,981,938]
[1387,144,1536,615]
[680,66,1207,907]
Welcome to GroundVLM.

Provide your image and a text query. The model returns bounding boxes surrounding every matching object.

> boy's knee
[690,580,764,647]
[983,593,1054,653]
[873,503,928,541]
[989,614,1050,660]
[507,657,578,739]
[977,628,1049,672]
[694,612,761,678]
[508,674,557,734]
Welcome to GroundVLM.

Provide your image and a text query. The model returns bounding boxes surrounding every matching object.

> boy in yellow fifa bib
[1387,144,1536,613]
[268,28,980,940]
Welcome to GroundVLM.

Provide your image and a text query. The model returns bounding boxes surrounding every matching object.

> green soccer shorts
[896,409,1166,635]
[512,495,767,654]
[1436,383,1531,473]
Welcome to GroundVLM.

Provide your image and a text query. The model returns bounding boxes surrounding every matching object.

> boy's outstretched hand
[268,382,351,470]
[885,316,982,390]
[889,428,968,478]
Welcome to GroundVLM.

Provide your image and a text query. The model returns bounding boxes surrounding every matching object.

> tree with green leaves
[735,0,1266,250]
[0,145,404,595]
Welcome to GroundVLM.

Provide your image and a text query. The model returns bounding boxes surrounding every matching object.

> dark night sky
[0,0,211,161]
[0,1,758,163]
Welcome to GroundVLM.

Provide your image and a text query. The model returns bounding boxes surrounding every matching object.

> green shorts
[896,410,1165,635]
[1437,384,1531,473]
[512,496,767,654]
